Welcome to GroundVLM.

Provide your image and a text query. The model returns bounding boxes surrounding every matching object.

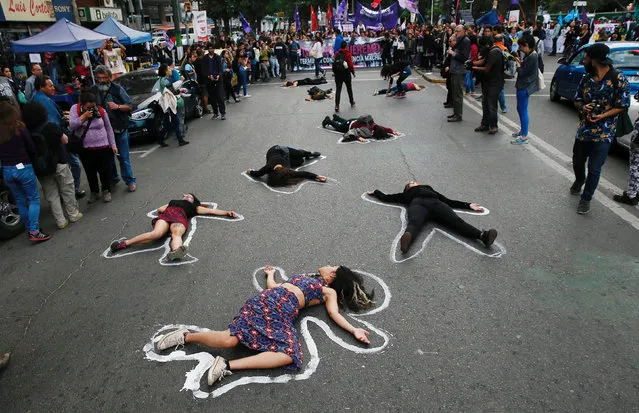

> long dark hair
[158,63,170,78]
[266,168,304,187]
[380,63,402,80]
[372,125,392,140]
[187,193,201,208]
[331,266,375,311]
[21,101,48,131]
[0,101,24,144]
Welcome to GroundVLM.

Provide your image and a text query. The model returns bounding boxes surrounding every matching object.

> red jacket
[338,48,355,74]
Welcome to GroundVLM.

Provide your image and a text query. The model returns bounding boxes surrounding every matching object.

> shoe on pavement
[128,184,137,192]
[511,137,529,145]
[309,151,321,158]
[350,101,356,107]
[577,199,591,214]
[0,353,9,371]
[443,104,453,108]
[447,115,462,122]
[211,114,219,120]
[488,128,499,135]
[179,140,190,147]
[167,245,188,261]
[570,181,583,196]
[613,192,639,206]
[501,109,508,114]
[221,115,226,120]
[28,230,51,242]
[481,229,498,247]
[243,94,251,98]
[110,239,127,253]
[154,327,189,351]
[69,212,83,223]
[75,190,86,200]
[322,116,331,128]
[400,232,412,253]
[512,131,522,138]
[88,192,101,204]
[57,219,70,229]
[207,356,233,386]
[334,106,339,113]
[474,125,489,133]
[102,191,112,203]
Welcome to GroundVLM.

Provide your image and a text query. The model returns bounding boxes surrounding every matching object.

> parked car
[0,174,24,240]
[549,41,639,149]
[112,68,203,141]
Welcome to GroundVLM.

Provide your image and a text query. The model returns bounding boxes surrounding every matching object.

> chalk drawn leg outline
[316,126,406,145]
[101,202,245,267]
[360,192,506,263]
[241,156,339,194]
[143,266,391,399]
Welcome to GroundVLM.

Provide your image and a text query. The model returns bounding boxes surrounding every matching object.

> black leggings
[335,73,354,107]
[79,147,113,194]
[406,198,481,240]
[296,78,326,86]
[223,72,238,102]
[324,115,354,133]
[266,145,312,168]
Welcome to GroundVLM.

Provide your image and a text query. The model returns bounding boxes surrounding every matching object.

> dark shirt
[168,199,198,219]
[40,122,69,164]
[450,35,471,75]
[372,185,471,209]
[248,149,317,181]
[482,46,505,88]
[273,43,288,59]
[0,127,35,166]
[203,53,222,78]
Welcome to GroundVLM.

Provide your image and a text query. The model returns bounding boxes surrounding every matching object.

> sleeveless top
[288,275,326,304]
[167,200,198,219]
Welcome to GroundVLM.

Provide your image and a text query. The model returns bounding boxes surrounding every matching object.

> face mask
[584,61,596,75]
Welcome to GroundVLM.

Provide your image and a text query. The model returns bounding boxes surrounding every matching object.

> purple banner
[295,37,384,70]
[355,2,398,30]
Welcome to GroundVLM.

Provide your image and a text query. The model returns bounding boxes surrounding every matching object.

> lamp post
[171,0,183,59]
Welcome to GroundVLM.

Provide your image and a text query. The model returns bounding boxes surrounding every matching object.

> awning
[95,16,152,45]
[11,18,109,53]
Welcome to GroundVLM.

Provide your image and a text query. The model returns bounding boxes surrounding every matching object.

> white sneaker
[243,94,251,98]
[207,356,232,386]
[153,327,188,351]
[69,212,83,223]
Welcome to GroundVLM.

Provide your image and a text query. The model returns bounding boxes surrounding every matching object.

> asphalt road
[1,65,638,412]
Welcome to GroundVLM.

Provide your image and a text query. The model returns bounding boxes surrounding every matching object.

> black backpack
[332,50,348,73]
[31,123,59,177]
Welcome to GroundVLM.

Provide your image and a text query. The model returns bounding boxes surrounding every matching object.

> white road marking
[140,145,161,158]
[143,266,391,399]
[361,193,505,263]
[316,126,406,144]
[241,155,337,194]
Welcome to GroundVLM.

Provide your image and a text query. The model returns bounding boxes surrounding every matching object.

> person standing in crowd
[311,34,326,78]
[0,101,50,242]
[24,64,42,101]
[332,41,355,113]
[571,43,629,214]
[68,91,118,204]
[447,25,470,123]
[273,37,288,80]
[422,27,436,70]
[288,36,300,72]
[221,49,240,103]
[194,50,210,113]
[22,101,83,229]
[613,103,639,206]
[549,21,561,56]
[511,34,539,145]
[2,67,21,100]
[472,36,504,135]
[184,53,197,82]
[99,38,127,79]
[381,32,393,66]
[203,44,226,120]
[269,41,280,78]
[73,55,90,79]
[334,29,345,55]
[156,63,189,147]
[494,34,509,114]
[91,65,136,193]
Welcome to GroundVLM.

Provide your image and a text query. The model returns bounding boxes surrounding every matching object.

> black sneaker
[474,125,489,133]
[309,151,321,158]
[167,245,188,261]
[158,142,169,147]
[322,116,331,128]
[221,115,226,120]
[400,232,412,253]
[110,239,127,253]
[570,181,584,196]
[75,190,86,200]
[613,192,639,206]
[28,231,51,242]
[334,106,339,113]
[577,199,590,214]
[179,140,190,147]
[480,229,498,247]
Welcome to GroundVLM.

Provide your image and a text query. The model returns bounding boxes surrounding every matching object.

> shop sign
[0,0,56,22]
[77,7,122,22]
[53,0,73,22]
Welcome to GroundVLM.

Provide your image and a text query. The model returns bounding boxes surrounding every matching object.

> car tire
[549,79,561,102]
[0,186,24,240]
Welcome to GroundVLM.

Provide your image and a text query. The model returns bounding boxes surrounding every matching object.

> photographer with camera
[68,90,118,204]
[446,25,470,122]
[98,38,127,79]
[471,36,505,135]
[572,43,630,214]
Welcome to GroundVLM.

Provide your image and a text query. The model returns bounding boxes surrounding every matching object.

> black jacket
[372,185,471,209]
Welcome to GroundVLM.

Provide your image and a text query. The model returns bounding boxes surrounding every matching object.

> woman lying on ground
[305,86,334,101]
[247,145,327,187]
[322,114,399,136]
[380,62,412,98]
[110,193,238,261]
[153,265,374,386]
[368,181,498,253]
[282,77,328,88]
[373,82,425,96]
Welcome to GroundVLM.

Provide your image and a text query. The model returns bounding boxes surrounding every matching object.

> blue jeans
[68,153,82,193]
[499,88,507,111]
[465,72,475,93]
[516,89,530,137]
[159,110,184,143]
[110,130,136,185]
[2,164,40,232]
[238,66,248,96]
[397,67,412,92]
[572,140,612,201]
[314,58,325,77]
[269,56,279,77]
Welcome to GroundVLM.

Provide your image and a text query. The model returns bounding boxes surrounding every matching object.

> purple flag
[294,4,301,32]
[336,0,348,21]
[398,0,419,14]
[580,6,588,24]
[509,0,519,10]
[239,12,251,33]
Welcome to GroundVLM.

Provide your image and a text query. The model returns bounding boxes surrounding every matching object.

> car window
[610,49,639,68]
[570,51,585,66]
[114,73,160,95]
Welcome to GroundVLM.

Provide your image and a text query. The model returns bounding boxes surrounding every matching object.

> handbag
[67,118,93,154]
[537,68,546,90]
[231,73,238,87]
[616,109,633,138]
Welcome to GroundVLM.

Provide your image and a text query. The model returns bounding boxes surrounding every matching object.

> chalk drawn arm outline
[241,156,339,194]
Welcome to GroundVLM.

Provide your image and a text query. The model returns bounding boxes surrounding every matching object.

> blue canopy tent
[11,18,109,53]
[95,16,152,45]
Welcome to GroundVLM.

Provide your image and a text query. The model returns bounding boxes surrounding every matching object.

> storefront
[77,6,123,27]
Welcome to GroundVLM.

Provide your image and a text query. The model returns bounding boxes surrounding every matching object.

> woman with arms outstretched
[247,145,327,187]
[153,265,375,386]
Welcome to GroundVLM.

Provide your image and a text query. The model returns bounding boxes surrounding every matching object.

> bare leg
[125,220,170,247]
[186,329,240,348]
[169,223,186,251]
[228,352,293,370]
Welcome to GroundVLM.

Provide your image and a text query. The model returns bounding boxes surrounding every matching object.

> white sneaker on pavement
[154,327,189,351]
[207,356,232,386]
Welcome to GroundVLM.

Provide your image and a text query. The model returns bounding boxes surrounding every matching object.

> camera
[591,102,605,116]
[464,59,473,70]
[90,107,101,118]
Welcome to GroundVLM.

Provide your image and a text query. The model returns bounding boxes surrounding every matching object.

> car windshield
[114,73,160,95]
[610,49,639,68]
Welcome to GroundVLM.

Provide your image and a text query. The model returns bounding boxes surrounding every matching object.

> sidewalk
[414,67,446,84]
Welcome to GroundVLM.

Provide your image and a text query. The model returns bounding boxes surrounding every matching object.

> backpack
[31,123,59,177]
[500,48,515,79]
[332,50,348,73]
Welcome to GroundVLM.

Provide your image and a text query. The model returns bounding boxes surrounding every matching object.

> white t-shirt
[103,48,126,74]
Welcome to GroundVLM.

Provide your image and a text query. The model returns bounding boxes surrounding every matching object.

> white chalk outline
[241,155,338,194]
[361,192,506,263]
[101,202,245,266]
[143,266,391,399]
[316,125,406,145]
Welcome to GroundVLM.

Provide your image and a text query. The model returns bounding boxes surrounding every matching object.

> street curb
[414,68,446,84]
